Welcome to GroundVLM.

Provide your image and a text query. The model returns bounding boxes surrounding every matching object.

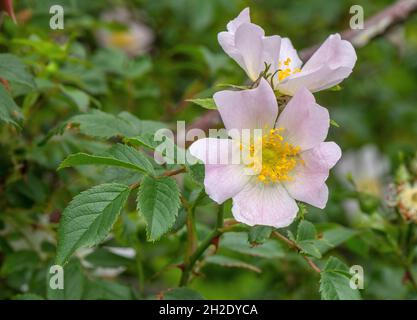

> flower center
[357,178,381,197]
[412,191,417,204]
[109,32,137,48]
[245,128,302,184]
[398,184,417,222]
[277,57,301,81]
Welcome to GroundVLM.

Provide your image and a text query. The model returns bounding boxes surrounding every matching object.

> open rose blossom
[189,78,341,228]
[218,8,357,95]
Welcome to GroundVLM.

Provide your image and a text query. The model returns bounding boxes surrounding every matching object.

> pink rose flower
[218,8,357,95]
[189,78,341,228]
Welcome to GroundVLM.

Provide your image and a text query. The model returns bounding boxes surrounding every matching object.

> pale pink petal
[303,34,356,72]
[189,138,250,204]
[189,137,235,165]
[284,142,342,208]
[277,65,352,95]
[279,37,302,70]
[275,87,329,150]
[232,182,299,228]
[204,164,250,204]
[214,78,278,132]
[218,8,253,79]
[226,7,250,33]
[278,34,356,95]
[233,23,265,80]
[218,9,281,81]
[218,31,245,71]
[261,35,281,75]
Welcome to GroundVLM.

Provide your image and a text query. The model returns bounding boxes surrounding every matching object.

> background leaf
[0,84,22,127]
[248,226,274,245]
[59,143,155,174]
[162,287,204,300]
[0,54,35,89]
[221,232,283,258]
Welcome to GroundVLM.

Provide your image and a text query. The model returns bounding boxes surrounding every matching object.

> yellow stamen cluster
[397,183,417,223]
[277,57,301,81]
[246,128,302,184]
[109,32,136,48]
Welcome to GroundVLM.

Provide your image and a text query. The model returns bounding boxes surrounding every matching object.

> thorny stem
[395,221,417,292]
[182,189,206,265]
[184,204,197,265]
[271,231,322,274]
[134,244,145,297]
[162,167,187,177]
[179,204,225,286]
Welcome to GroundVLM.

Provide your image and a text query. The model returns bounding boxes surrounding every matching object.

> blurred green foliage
[1,0,417,300]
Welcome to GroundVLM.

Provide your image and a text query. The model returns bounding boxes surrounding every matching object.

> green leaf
[296,221,322,258]
[0,84,22,127]
[47,260,85,300]
[221,232,283,258]
[118,111,166,134]
[330,119,340,127]
[83,279,133,300]
[114,212,141,247]
[206,255,261,273]
[56,183,131,265]
[0,54,36,88]
[329,84,342,91]
[59,143,155,174]
[298,241,322,259]
[162,287,204,300]
[248,226,274,245]
[297,220,316,241]
[315,224,358,254]
[69,110,137,138]
[170,207,187,233]
[67,110,165,139]
[137,176,180,241]
[125,132,159,150]
[186,98,216,110]
[1,250,40,275]
[85,248,133,268]
[127,133,184,166]
[59,85,90,111]
[13,294,45,300]
[320,257,361,300]
[187,163,205,185]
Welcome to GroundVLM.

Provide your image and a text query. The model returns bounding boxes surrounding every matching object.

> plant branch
[395,222,417,292]
[134,244,145,297]
[162,167,186,177]
[184,204,198,266]
[271,231,321,274]
[129,166,186,190]
[179,204,224,286]
[300,0,417,60]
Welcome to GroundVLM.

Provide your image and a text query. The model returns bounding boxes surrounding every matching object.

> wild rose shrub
[1,1,417,300]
